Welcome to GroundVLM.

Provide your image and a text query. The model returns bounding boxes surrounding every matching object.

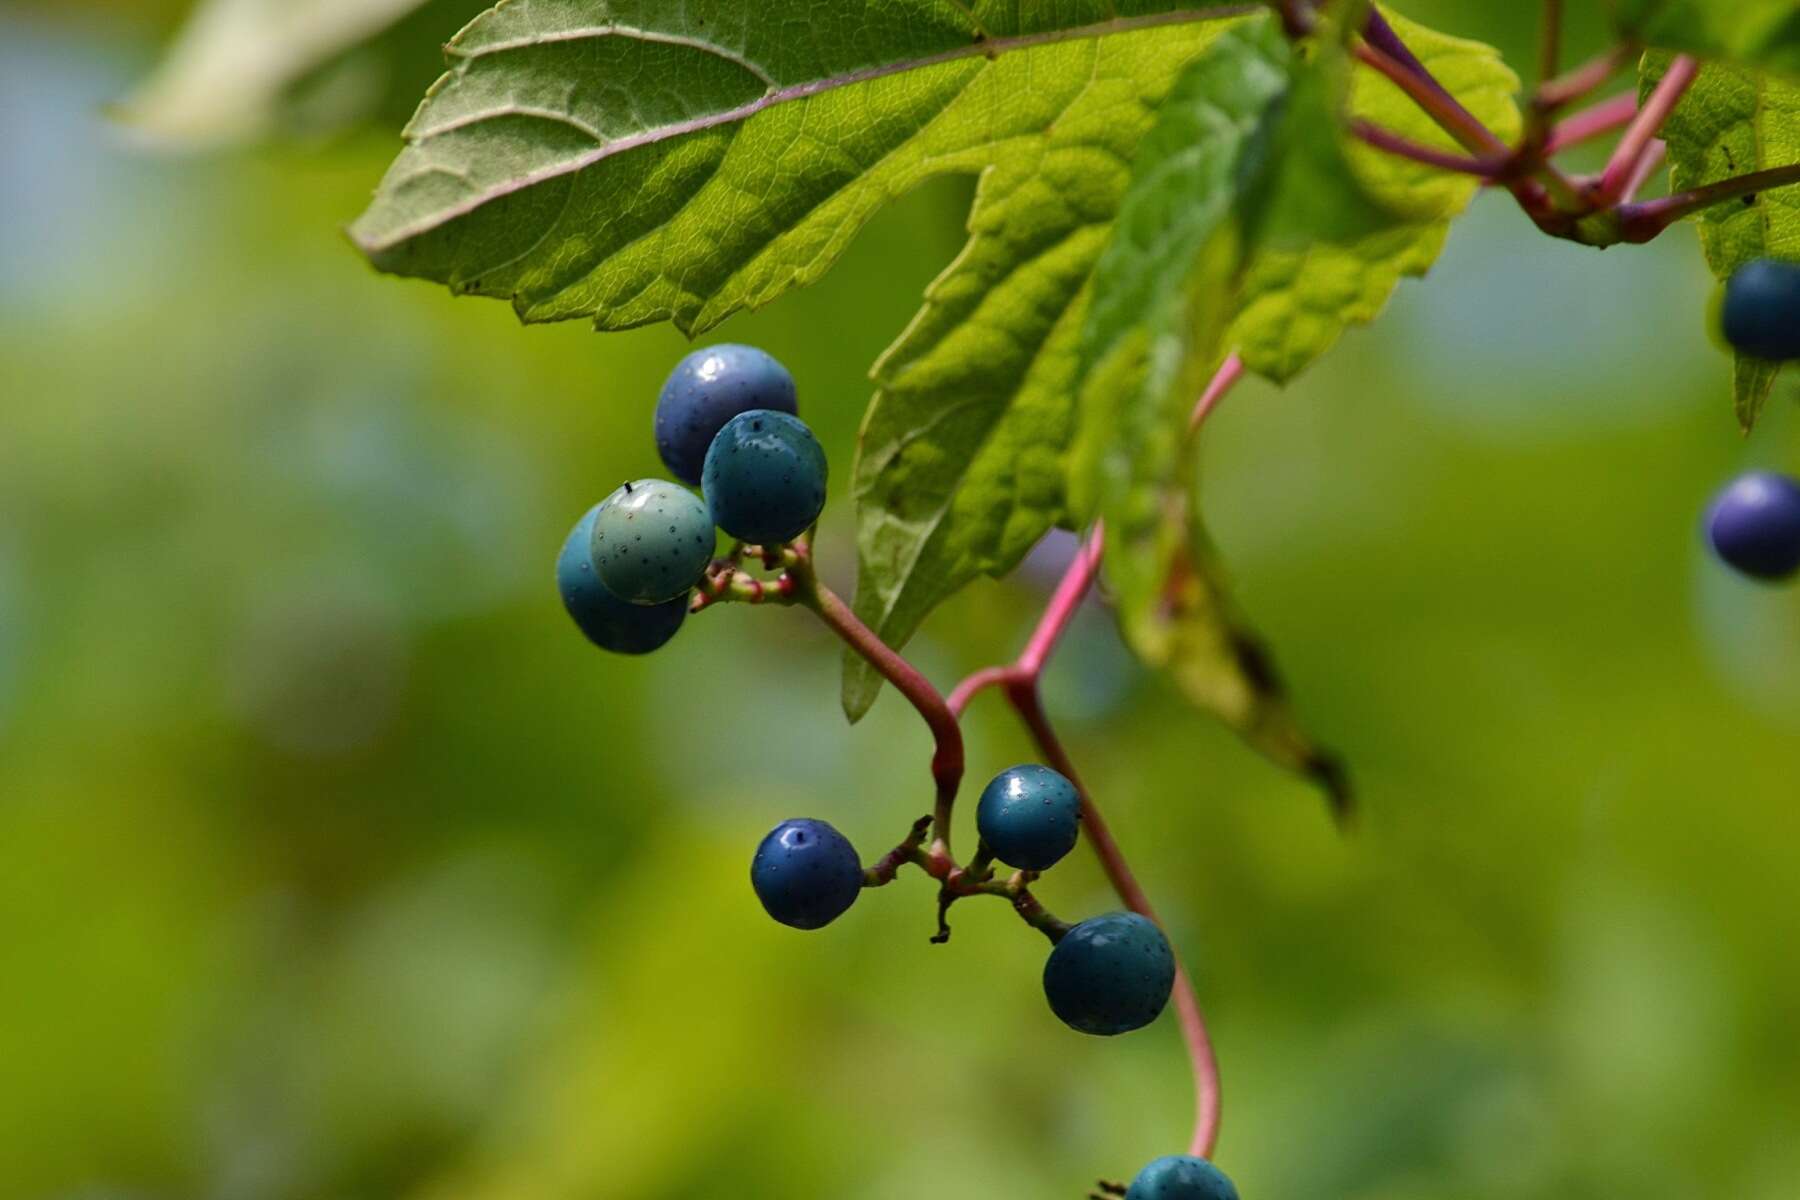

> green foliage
[1615,0,1800,77]
[843,17,1243,721]
[1644,51,1800,429]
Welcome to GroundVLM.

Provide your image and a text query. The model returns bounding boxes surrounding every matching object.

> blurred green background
[3,3,1799,1198]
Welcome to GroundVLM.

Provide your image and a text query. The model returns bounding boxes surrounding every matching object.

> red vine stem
[1592,55,1695,207]
[1616,159,1800,242]
[794,565,965,860]
[1543,91,1637,154]
[948,352,1249,1161]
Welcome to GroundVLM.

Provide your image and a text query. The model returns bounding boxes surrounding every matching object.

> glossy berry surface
[655,344,799,485]
[976,763,1081,871]
[1042,912,1176,1036]
[590,479,715,604]
[1721,258,1800,361]
[1125,1156,1240,1200]
[702,410,828,546]
[1706,471,1800,581]
[750,818,864,930]
[556,505,687,654]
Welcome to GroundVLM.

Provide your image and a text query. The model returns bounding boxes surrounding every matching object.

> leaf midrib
[352,4,1261,254]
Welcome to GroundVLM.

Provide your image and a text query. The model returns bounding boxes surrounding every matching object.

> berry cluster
[556,344,827,653]
[556,344,1232,1199]
[1709,260,1800,584]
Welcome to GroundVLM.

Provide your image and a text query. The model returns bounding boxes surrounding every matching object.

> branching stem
[1592,55,1694,208]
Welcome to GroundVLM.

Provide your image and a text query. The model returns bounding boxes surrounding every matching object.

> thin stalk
[1616,160,1800,242]
[1534,45,1633,113]
[1351,120,1507,176]
[794,565,965,858]
[1544,91,1637,154]
[1354,40,1508,157]
[1538,0,1563,87]
[1593,55,1695,207]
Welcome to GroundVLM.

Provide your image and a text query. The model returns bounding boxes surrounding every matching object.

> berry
[702,410,828,546]
[1042,912,1176,1036]
[590,479,715,604]
[976,763,1081,871]
[655,344,799,485]
[1721,258,1800,361]
[750,818,864,930]
[556,505,687,653]
[1706,471,1800,581]
[1125,1156,1240,1200]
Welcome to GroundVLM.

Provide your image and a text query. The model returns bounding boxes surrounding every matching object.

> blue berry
[751,818,864,930]
[1706,471,1800,581]
[655,344,799,485]
[702,410,827,546]
[1042,912,1176,1036]
[556,505,687,653]
[590,479,715,604]
[977,764,1081,871]
[1721,259,1800,361]
[1126,1156,1240,1200]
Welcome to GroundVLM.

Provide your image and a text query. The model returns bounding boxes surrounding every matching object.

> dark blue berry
[655,344,799,485]
[1042,912,1176,1036]
[750,818,863,930]
[556,505,687,653]
[1706,471,1800,581]
[1126,1156,1240,1200]
[590,479,715,604]
[702,410,827,546]
[1721,259,1800,361]
[977,763,1081,871]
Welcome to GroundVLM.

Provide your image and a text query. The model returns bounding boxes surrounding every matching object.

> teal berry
[655,344,799,485]
[976,763,1081,871]
[750,818,864,930]
[1126,1156,1240,1200]
[590,479,715,605]
[701,410,827,546]
[1042,912,1176,1035]
[556,505,687,654]
[1721,258,1800,362]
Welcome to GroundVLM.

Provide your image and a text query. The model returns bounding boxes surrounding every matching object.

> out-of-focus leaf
[1071,14,1372,814]
[841,19,1244,720]
[1227,8,1521,381]
[1644,51,1800,428]
[116,0,448,148]
[1615,0,1800,77]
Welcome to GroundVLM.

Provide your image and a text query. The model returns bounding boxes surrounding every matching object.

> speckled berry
[702,410,827,546]
[556,505,687,653]
[589,479,715,604]
[977,763,1081,871]
[1721,258,1800,362]
[750,818,864,930]
[655,344,799,485]
[1706,470,1800,581]
[1042,912,1176,1036]
[1126,1156,1240,1200]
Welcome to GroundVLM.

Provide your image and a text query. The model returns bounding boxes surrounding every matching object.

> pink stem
[946,352,1247,1161]
[1594,55,1695,207]
[1351,121,1507,176]
[1620,138,1667,204]
[1544,91,1638,154]
[1017,527,1106,677]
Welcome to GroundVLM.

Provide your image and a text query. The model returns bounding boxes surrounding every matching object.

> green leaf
[348,2,1261,328]
[1615,1,1800,77]
[1644,51,1800,428]
[116,0,463,148]
[844,5,1517,719]
[1226,8,1521,381]
[841,18,1246,720]
[1071,13,1368,814]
